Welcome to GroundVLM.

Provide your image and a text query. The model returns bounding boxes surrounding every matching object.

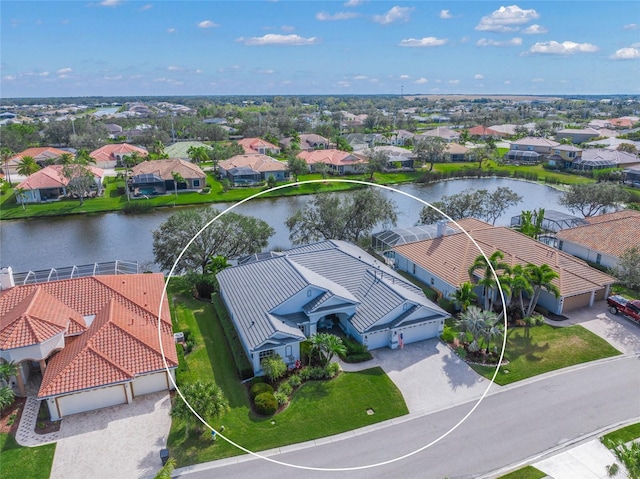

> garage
[562,292,593,312]
[398,320,442,345]
[131,371,169,397]
[56,384,127,418]
[364,330,389,350]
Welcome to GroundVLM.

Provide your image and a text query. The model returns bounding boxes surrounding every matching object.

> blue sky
[1,1,639,98]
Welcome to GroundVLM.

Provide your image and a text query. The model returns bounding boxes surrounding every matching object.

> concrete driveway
[341,338,491,414]
[50,391,171,479]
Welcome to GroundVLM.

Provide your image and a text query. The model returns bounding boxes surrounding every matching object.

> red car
[607,295,640,324]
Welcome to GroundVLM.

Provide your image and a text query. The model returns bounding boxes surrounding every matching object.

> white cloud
[194,69,203,74]
[414,78,428,84]
[440,9,452,19]
[476,37,522,47]
[2,75,16,81]
[336,80,350,88]
[167,28,176,34]
[522,24,547,34]
[476,5,539,32]
[528,40,598,55]
[281,25,295,31]
[238,34,319,46]
[631,42,640,48]
[104,75,123,80]
[531,78,544,82]
[400,74,410,79]
[57,67,72,74]
[98,0,121,6]
[474,74,484,80]
[353,75,368,80]
[257,69,275,74]
[344,0,363,6]
[609,47,640,60]
[316,11,359,21]
[197,20,219,29]
[167,66,183,71]
[449,79,460,85]
[139,4,152,11]
[623,23,638,30]
[399,37,447,47]
[373,6,413,25]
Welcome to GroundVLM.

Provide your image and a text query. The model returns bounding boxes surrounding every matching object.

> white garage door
[132,372,167,397]
[399,320,440,345]
[57,384,127,417]
[365,330,389,350]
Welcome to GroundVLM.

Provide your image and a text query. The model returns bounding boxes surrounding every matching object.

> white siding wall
[560,240,618,268]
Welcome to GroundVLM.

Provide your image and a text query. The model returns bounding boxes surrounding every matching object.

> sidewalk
[15,396,60,446]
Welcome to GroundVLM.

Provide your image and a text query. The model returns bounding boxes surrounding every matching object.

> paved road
[177,355,640,479]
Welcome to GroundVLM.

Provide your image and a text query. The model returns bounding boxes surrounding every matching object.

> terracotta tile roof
[394,221,615,297]
[297,149,365,166]
[468,126,504,137]
[237,137,280,154]
[557,210,640,258]
[0,274,177,398]
[511,136,560,148]
[130,159,206,180]
[219,154,287,173]
[9,147,69,164]
[0,288,86,350]
[90,143,148,163]
[15,165,105,190]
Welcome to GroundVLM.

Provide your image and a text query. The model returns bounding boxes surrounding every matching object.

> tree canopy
[413,137,447,171]
[612,246,640,290]
[560,183,630,217]
[286,188,398,244]
[153,207,275,274]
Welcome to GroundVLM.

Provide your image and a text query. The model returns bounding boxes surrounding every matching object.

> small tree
[612,246,640,290]
[453,282,478,312]
[414,137,446,171]
[0,386,15,414]
[13,186,28,210]
[61,163,98,205]
[170,380,229,438]
[309,333,347,367]
[172,171,184,197]
[261,355,287,383]
[16,156,41,176]
[287,155,308,182]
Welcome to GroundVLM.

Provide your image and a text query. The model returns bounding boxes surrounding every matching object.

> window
[596,253,602,264]
[558,240,564,250]
[412,263,416,275]
[430,277,435,285]
[259,350,275,361]
[193,179,201,187]
[307,289,312,297]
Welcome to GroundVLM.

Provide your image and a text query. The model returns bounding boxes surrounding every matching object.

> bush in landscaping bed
[288,374,302,388]
[254,392,278,416]
[277,381,293,397]
[249,382,274,400]
[341,352,372,363]
[325,362,341,378]
[273,391,288,407]
[440,325,455,343]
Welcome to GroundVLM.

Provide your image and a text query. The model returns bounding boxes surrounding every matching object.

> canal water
[0,178,573,273]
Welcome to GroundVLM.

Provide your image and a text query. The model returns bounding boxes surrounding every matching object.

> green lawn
[497,465,547,479]
[0,433,56,479]
[602,422,640,447]
[471,324,622,385]
[167,286,408,466]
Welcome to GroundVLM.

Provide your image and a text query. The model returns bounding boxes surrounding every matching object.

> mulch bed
[0,397,26,436]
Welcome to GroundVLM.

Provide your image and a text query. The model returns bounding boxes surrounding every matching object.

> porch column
[15,364,26,397]
[589,290,595,307]
[39,359,47,376]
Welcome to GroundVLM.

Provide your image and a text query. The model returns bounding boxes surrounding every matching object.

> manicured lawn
[167,286,408,467]
[0,433,56,479]
[497,465,547,479]
[471,324,622,385]
[602,422,640,447]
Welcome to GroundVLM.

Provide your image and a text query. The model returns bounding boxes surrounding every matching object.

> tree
[61,163,98,205]
[468,251,511,311]
[0,361,18,414]
[484,187,523,225]
[56,152,75,165]
[153,207,275,274]
[617,143,638,154]
[13,186,28,210]
[187,145,211,165]
[474,146,490,169]
[452,282,478,312]
[455,306,501,354]
[123,151,144,168]
[314,162,330,179]
[516,208,545,239]
[0,361,18,383]
[154,457,177,479]
[286,188,398,245]
[1,147,14,185]
[524,263,560,318]
[16,156,40,176]
[287,155,308,182]
[261,355,287,382]
[309,333,347,367]
[0,386,15,414]
[560,183,630,217]
[612,246,640,290]
[171,171,184,197]
[170,380,229,438]
[362,148,389,180]
[414,137,446,171]
[504,264,534,319]
[334,135,353,152]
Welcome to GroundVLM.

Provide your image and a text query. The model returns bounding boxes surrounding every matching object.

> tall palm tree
[0,361,19,383]
[524,263,560,318]
[468,251,511,312]
[13,186,28,210]
[507,264,534,319]
[16,156,41,176]
[1,147,14,185]
[172,171,185,197]
[75,149,95,165]
[124,151,144,168]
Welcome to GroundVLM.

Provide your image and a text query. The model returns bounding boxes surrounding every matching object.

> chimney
[436,219,448,238]
[0,267,15,290]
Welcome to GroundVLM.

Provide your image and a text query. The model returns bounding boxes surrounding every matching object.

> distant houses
[15,165,105,203]
[129,159,206,196]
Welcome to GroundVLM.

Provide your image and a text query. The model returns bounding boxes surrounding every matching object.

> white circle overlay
[158,179,508,472]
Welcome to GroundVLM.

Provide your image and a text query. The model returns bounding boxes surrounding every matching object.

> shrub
[288,374,302,388]
[250,382,274,400]
[254,392,278,416]
[342,352,372,363]
[261,355,287,382]
[455,346,467,360]
[437,297,456,314]
[441,325,455,343]
[121,201,154,215]
[278,381,293,397]
[325,362,341,378]
[309,366,326,380]
[298,367,311,381]
[273,391,288,407]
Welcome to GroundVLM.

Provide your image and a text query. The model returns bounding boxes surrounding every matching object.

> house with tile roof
[15,165,105,203]
[0,273,177,420]
[444,143,473,162]
[569,149,640,171]
[279,134,329,152]
[353,146,415,170]
[505,137,561,163]
[392,219,615,315]
[7,147,71,174]
[129,158,206,196]
[90,143,148,168]
[217,241,449,376]
[237,137,281,156]
[555,210,640,268]
[417,127,460,143]
[467,126,505,139]
[554,128,601,144]
[297,149,365,175]
[218,154,289,186]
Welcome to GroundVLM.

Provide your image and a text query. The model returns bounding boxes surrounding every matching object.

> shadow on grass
[506,328,550,362]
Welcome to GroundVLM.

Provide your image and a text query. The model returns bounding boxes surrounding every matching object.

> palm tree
[309,333,346,367]
[468,251,511,312]
[1,147,14,185]
[0,386,15,414]
[16,156,40,176]
[154,457,176,479]
[453,281,478,312]
[123,151,144,168]
[13,187,28,210]
[75,149,95,165]
[524,263,560,318]
[455,306,488,353]
[56,153,75,165]
[0,361,18,383]
[480,312,504,354]
[506,264,534,319]
[170,380,229,438]
[172,171,185,197]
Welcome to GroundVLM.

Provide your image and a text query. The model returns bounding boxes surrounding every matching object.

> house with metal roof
[217,240,449,376]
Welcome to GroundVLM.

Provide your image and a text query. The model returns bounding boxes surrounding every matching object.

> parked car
[607,295,640,324]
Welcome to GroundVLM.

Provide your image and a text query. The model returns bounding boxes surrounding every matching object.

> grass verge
[497,465,547,479]
[602,422,640,447]
[0,433,56,479]
[471,324,622,385]
[167,288,408,467]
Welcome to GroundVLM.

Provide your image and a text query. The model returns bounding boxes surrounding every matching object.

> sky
[1,1,640,98]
